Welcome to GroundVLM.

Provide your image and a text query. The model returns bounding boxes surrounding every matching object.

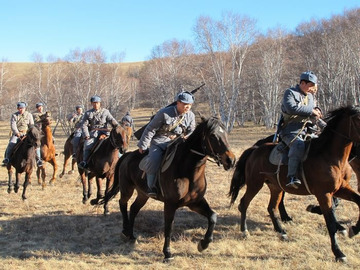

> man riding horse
[279,71,322,188]
[3,102,43,167]
[78,95,119,171]
[137,91,196,197]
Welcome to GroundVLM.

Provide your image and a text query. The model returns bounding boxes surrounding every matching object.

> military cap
[36,102,44,108]
[177,91,194,104]
[76,105,83,110]
[17,102,27,108]
[300,71,317,84]
[90,95,101,102]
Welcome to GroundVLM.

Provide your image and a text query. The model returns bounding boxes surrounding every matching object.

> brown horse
[99,116,236,261]
[37,111,58,188]
[59,133,76,178]
[6,126,42,200]
[76,124,130,215]
[229,106,360,262]
[254,134,360,219]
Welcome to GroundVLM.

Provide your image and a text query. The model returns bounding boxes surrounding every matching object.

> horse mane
[187,116,224,144]
[27,126,42,145]
[309,105,360,155]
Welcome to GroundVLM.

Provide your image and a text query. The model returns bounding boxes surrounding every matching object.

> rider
[138,91,196,197]
[70,105,84,158]
[2,102,43,167]
[32,102,45,128]
[121,111,134,131]
[78,95,119,170]
[279,71,322,189]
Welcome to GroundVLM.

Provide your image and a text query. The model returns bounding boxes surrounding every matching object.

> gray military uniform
[138,105,196,174]
[279,84,315,177]
[80,108,119,161]
[4,111,35,159]
[70,112,84,155]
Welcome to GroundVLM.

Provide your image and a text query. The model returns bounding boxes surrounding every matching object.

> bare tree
[193,12,257,131]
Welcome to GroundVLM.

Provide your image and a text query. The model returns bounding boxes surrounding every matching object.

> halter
[331,113,360,142]
[109,127,125,149]
[190,126,224,166]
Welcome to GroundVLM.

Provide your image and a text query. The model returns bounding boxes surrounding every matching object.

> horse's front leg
[163,202,177,262]
[22,172,31,200]
[80,172,88,203]
[188,198,217,252]
[317,193,347,262]
[7,166,13,193]
[14,172,20,193]
[268,188,288,240]
[334,186,360,237]
[49,158,58,185]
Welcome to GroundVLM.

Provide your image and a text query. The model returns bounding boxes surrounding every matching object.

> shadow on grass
[0,203,270,260]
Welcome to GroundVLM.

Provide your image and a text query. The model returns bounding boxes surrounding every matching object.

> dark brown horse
[253,134,360,219]
[6,126,42,200]
[37,111,58,188]
[99,116,236,261]
[59,133,76,178]
[229,106,360,262]
[76,124,130,215]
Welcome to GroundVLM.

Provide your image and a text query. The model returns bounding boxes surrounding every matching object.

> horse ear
[197,111,206,122]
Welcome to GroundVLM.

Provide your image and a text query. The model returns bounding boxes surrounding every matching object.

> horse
[253,134,360,219]
[76,124,130,215]
[59,133,76,178]
[36,111,58,189]
[6,126,43,200]
[228,106,360,262]
[98,116,236,262]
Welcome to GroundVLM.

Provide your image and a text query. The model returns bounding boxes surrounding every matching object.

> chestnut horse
[76,124,130,215]
[6,126,42,200]
[59,133,76,178]
[99,117,236,261]
[229,106,360,262]
[253,135,360,219]
[37,111,58,188]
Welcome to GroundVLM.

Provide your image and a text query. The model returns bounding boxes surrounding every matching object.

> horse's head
[196,116,236,170]
[40,111,52,126]
[109,125,130,154]
[27,126,43,147]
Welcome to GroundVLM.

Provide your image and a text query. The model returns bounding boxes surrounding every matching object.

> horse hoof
[163,256,174,263]
[68,170,74,175]
[349,226,356,238]
[335,256,347,263]
[7,187,12,194]
[104,210,110,216]
[240,230,250,239]
[59,174,64,178]
[338,230,348,237]
[14,187,19,193]
[278,233,289,241]
[90,199,98,205]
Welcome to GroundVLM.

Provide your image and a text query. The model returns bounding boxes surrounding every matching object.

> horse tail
[228,146,257,205]
[98,153,128,205]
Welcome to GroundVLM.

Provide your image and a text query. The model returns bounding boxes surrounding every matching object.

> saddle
[269,138,312,166]
[139,137,184,197]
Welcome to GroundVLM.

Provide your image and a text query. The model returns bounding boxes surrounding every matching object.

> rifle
[134,83,206,140]
[272,114,284,143]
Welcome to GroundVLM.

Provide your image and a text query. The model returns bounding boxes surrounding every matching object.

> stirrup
[37,160,43,167]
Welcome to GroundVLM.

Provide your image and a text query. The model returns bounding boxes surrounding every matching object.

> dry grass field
[0,108,359,270]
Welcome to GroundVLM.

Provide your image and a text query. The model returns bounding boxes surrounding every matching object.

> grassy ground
[0,109,359,270]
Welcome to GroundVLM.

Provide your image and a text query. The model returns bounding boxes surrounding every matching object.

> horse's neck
[328,135,353,164]
[42,126,53,145]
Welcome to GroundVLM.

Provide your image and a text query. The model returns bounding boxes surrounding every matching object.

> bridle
[190,125,226,166]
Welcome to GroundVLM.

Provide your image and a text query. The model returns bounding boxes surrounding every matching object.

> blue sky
[1,0,359,63]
